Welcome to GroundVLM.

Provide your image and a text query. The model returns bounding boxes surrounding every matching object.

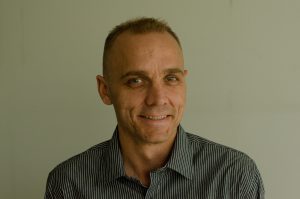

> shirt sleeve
[44,170,64,199]
[239,158,265,199]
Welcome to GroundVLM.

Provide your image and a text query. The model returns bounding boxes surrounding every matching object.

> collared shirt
[45,126,264,199]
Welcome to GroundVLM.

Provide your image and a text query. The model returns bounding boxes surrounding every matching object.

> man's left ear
[184,69,188,77]
[96,75,112,105]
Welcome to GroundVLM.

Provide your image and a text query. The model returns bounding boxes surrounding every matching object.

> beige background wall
[1,0,299,198]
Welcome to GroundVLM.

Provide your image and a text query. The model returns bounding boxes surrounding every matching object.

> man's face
[98,31,187,145]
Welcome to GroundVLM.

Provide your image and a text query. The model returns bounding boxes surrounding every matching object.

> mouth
[140,115,169,120]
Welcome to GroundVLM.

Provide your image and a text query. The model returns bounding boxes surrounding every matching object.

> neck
[118,129,176,187]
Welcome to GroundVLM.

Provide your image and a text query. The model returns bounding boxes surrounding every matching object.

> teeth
[144,115,167,120]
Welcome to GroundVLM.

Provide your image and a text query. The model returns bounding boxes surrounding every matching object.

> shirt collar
[101,125,194,183]
[101,127,126,183]
[165,125,194,179]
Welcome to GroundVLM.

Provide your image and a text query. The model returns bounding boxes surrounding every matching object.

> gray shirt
[45,126,264,199]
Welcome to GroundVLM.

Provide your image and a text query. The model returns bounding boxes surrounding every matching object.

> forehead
[113,31,181,49]
[107,31,184,77]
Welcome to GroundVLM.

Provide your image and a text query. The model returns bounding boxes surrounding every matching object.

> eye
[165,75,179,82]
[126,78,143,87]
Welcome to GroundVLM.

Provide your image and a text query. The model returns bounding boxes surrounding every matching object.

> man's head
[97,17,188,145]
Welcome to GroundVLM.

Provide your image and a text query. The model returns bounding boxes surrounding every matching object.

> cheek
[113,91,145,113]
[167,88,186,106]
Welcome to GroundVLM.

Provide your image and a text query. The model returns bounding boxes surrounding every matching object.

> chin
[139,127,175,143]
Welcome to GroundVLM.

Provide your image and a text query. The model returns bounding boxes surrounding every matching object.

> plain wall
[1,0,300,198]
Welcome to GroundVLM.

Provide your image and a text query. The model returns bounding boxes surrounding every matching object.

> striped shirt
[45,126,264,199]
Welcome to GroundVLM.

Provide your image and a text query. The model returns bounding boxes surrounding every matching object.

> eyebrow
[120,67,184,79]
[164,68,184,75]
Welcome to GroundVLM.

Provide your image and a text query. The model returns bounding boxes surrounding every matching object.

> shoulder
[186,132,254,165]
[45,140,111,198]
[185,132,264,197]
[47,140,110,181]
[185,132,262,180]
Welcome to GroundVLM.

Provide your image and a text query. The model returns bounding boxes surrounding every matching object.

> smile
[141,115,168,120]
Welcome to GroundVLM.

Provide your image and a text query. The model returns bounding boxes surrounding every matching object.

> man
[45,17,264,199]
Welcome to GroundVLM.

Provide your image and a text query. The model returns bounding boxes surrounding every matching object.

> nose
[145,82,168,106]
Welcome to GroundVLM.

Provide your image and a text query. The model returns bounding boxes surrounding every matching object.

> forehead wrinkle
[163,67,184,75]
[120,70,148,79]
[120,66,184,80]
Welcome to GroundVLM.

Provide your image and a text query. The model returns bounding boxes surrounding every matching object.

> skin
[96,31,188,186]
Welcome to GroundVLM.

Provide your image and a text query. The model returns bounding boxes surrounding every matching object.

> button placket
[145,168,166,199]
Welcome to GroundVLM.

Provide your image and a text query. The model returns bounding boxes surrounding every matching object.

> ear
[183,69,188,77]
[96,75,112,105]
